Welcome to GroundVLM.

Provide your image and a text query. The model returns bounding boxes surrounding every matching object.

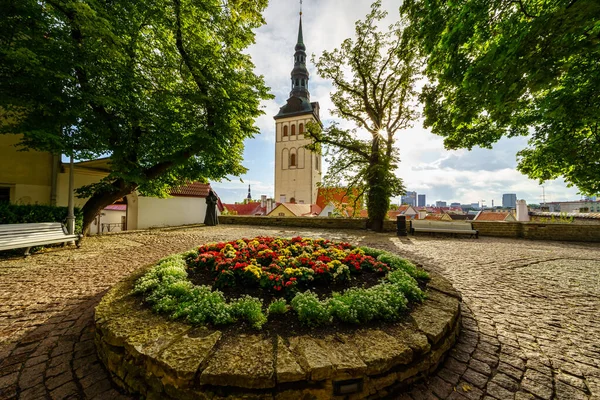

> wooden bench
[410,220,479,238]
[0,223,83,256]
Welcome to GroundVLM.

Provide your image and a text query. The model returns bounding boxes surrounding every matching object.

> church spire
[290,2,310,100]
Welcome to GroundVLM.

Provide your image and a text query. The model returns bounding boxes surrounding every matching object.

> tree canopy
[402,0,600,195]
[306,1,421,231]
[0,0,271,233]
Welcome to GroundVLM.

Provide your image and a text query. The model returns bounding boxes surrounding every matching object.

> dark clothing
[204,191,219,226]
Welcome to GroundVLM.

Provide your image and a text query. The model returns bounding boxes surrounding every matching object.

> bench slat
[0,236,80,251]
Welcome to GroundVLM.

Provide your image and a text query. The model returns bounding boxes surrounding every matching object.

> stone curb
[95,270,462,399]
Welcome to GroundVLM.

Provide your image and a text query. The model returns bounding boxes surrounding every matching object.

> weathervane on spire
[300,0,303,16]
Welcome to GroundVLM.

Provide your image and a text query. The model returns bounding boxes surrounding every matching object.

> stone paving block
[275,336,305,383]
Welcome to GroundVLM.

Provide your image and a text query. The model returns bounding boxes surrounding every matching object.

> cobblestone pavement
[0,225,599,400]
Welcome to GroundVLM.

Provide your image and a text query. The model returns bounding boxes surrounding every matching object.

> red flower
[269,275,275,280]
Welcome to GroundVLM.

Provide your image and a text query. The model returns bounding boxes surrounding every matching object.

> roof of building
[223,203,267,216]
[474,211,512,221]
[424,214,446,221]
[169,182,211,198]
[104,204,126,211]
[530,211,600,219]
[447,214,475,221]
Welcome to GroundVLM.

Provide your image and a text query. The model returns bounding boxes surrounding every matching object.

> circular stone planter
[95,269,462,399]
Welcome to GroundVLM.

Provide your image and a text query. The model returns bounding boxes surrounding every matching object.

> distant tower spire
[247,184,251,200]
[290,1,310,100]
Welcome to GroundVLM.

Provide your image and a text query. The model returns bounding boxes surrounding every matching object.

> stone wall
[471,221,600,242]
[218,216,600,242]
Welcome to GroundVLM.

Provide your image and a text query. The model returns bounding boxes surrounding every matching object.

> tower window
[290,153,296,167]
[283,126,288,136]
[299,123,304,134]
[291,124,296,136]
[295,79,299,86]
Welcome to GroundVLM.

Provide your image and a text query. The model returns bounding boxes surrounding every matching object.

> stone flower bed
[132,237,430,330]
[95,238,462,399]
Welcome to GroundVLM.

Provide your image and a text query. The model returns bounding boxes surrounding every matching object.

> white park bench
[0,223,82,256]
[410,220,479,238]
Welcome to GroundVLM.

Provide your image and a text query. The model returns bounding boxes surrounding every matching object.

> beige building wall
[0,134,54,204]
[56,167,108,208]
[136,196,208,229]
[269,204,296,217]
[274,115,321,205]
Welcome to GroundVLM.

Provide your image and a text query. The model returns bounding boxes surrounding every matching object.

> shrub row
[0,203,83,233]
[134,247,428,329]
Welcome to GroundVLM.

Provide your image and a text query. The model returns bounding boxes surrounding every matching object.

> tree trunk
[366,136,389,232]
[81,180,137,237]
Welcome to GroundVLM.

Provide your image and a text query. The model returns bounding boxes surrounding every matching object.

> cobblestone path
[0,225,598,399]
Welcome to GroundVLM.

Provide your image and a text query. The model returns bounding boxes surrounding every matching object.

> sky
[211,0,583,207]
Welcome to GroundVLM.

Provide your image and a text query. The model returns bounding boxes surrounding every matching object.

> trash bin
[396,215,407,236]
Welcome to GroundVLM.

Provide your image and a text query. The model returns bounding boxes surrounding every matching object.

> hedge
[0,203,83,233]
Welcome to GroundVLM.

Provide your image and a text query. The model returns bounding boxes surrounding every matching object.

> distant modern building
[417,194,426,207]
[502,193,517,208]
[436,201,447,207]
[450,202,461,207]
[401,191,417,207]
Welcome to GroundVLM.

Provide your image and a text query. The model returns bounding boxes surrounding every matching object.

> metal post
[66,154,75,235]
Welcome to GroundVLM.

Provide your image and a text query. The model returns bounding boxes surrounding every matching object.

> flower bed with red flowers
[133,237,429,330]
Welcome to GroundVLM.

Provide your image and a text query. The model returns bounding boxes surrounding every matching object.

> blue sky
[211,0,583,206]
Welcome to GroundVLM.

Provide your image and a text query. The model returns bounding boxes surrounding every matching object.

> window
[0,187,10,203]
[315,155,319,170]
[290,153,296,167]
[278,213,285,217]
[291,124,296,136]
[283,125,288,136]
[299,123,304,134]
[290,197,296,204]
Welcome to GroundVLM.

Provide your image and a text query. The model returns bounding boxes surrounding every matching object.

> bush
[328,284,408,324]
[231,296,267,329]
[0,203,83,233]
[290,291,331,326]
[268,299,288,315]
[377,253,430,280]
[387,269,426,302]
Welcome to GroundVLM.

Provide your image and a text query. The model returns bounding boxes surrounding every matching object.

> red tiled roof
[223,203,266,216]
[474,211,511,221]
[424,214,446,221]
[170,182,211,198]
[104,204,126,211]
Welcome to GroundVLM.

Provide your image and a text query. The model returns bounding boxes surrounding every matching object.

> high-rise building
[401,191,417,206]
[502,193,517,209]
[417,194,426,207]
[436,201,447,207]
[273,11,321,205]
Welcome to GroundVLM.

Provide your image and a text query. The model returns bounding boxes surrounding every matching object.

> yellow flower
[244,264,262,279]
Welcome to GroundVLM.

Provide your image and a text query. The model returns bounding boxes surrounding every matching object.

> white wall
[89,209,126,235]
[136,196,208,229]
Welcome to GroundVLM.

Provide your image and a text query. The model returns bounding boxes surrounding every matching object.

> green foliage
[231,296,267,329]
[377,253,430,280]
[358,246,388,258]
[290,291,331,327]
[387,270,426,303]
[0,203,83,234]
[305,1,422,231]
[328,284,408,324]
[0,0,273,232]
[267,299,289,315]
[401,0,600,195]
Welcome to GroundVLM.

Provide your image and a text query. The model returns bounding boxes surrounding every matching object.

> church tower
[273,8,322,205]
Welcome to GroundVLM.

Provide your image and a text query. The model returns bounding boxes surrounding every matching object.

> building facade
[401,191,417,207]
[417,194,426,207]
[502,193,517,208]
[273,13,321,205]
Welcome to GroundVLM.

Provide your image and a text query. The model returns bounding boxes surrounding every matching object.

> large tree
[305,1,421,231]
[0,0,271,234]
[401,0,600,195]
